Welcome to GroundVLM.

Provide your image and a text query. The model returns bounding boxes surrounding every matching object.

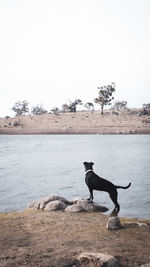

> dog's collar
[85,169,93,174]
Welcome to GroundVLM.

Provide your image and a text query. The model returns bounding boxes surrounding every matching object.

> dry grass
[0,209,150,266]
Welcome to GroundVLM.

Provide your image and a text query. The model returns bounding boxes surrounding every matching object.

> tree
[143,103,150,109]
[68,99,83,112]
[84,102,94,113]
[94,83,115,114]
[31,104,47,115]
[50,107,59,115]
[62,104,70,113]
[12,100,29,116]
[62,99,82,113]
[114,101,127,110]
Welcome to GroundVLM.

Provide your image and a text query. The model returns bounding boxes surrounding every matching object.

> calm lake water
[0,135,150,219]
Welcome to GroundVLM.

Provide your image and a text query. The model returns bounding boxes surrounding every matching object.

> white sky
[0,0,150,117]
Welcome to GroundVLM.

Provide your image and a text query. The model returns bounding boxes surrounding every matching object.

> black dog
[83,162,131,213]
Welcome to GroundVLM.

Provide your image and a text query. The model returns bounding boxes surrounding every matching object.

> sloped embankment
[0,110,150,134]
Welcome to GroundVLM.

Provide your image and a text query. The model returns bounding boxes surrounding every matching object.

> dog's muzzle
[85,169,93,174]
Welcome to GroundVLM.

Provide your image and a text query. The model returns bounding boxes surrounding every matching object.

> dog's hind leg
[87,186,94,202]
[109,191,120,213]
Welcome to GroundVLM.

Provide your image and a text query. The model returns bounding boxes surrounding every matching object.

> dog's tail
[115,182,131,189]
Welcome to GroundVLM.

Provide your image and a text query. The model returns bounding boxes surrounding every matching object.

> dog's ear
[83,162,87,165]
[91,162,94,165]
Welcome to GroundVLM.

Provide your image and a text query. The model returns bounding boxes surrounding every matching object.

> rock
[28,198,42,209]
[28,195,108,213]
[107,217,121,230]
[70,197,86,205]
[136,222,147,227]
[66,199,108,213]
[65,204,85,212]
[140,264,150,267]
[29,195,70,210]
[78,252,119,267]
[39,195,70,209]
[44,200,67,211]
[76,199,108,213]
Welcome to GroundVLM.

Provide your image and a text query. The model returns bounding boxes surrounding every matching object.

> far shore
[0,109,150,135]
[0,128,150,135]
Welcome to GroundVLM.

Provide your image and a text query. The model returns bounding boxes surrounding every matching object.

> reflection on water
[0,134,150,219]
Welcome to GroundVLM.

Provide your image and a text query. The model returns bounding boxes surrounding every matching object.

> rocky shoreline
[28,195,109,213]
[0,195,150,267]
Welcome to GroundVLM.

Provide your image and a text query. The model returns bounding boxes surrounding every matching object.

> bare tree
[31,104,47,115]
[94,83,115,114]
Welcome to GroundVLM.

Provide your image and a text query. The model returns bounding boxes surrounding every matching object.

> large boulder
[78,252,119,267]
[44,200,67,211]
[67,199,108,213]
[107,217,121,230]
[76,199,108,212]
[39,195,70,209]
[29,195,70,210]
[65,200,108,213]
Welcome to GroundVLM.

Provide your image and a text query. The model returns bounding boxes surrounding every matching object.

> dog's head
[83,162,94,171]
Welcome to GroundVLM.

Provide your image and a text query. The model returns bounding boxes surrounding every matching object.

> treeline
[11,83,150,116]
[11,83,115,116]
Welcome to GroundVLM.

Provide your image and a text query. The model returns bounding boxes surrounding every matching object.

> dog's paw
[87,198,93,203]
[87,198,92,201]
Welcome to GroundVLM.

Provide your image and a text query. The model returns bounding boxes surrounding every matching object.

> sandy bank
[0,209,150,267]
[0,110,150,135]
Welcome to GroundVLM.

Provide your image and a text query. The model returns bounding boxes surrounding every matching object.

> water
[0,134,150,219]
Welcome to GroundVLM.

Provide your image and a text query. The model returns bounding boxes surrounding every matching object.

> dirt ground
[0,110,150,134]
[0,209,150,267]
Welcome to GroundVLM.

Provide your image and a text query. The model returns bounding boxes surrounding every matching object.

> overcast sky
[0,0,150,117]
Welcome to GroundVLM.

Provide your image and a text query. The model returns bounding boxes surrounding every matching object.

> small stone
[140,264,150,267]
[78,252,119,267]
[107,216,121,230]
